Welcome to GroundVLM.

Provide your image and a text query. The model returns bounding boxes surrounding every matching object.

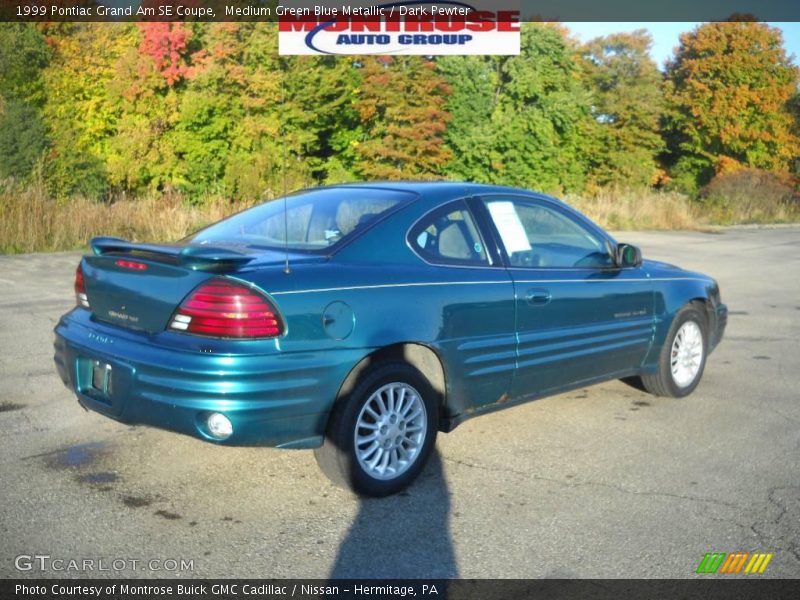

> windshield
[189,187,416,252]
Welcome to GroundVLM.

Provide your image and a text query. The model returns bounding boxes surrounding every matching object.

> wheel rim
[354,382,427,481]
[670,320,704,388]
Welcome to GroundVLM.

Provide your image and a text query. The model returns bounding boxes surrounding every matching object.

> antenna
[281,55,291,275]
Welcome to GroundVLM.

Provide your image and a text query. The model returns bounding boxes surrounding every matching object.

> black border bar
[2,1,800,23]
[4,579,800,600]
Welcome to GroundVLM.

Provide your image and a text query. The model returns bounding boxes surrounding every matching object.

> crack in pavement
[443,456,747,510]
[447,457,800,568]
[749,485,800,566]
[770,408,800,425]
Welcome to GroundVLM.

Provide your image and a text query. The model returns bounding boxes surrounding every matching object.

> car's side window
[409,201,489,266]
[483,198,614,269]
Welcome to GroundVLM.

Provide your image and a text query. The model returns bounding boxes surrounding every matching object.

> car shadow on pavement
[329,447,457,578]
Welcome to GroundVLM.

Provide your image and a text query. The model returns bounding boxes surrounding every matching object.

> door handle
[525,288,551,306]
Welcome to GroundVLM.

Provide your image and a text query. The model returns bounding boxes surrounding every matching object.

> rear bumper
[53,309,365,448]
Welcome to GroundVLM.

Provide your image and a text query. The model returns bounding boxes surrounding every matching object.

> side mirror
[615,243,643,268]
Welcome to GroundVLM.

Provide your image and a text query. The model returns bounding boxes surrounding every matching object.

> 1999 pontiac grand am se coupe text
[54,182,727,496]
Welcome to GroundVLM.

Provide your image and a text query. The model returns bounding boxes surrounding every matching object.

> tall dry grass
[698,168,800,225]
[566,188,702,231]
[1,183,798,254]
[568,185,800,230]
[0,184,257,254]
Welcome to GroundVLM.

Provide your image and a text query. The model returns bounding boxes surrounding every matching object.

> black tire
[314,361,438,497]
[635,303,708,398]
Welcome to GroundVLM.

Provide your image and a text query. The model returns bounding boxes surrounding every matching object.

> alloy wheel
[353,382,427,481]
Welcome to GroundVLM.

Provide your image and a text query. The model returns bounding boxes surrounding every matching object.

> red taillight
[75,264,90,308]
[169,278,283,339]
[115,259,148,270]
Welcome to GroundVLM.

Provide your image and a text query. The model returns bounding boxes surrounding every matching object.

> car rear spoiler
[90,237,256,271]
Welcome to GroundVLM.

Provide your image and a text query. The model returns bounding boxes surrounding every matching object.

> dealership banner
[277,2,520,55]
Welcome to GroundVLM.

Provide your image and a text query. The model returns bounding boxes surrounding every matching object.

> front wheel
[636,304,708,398]
[314,362,438,497]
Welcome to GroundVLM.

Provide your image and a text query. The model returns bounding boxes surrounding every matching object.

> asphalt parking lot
[0,227,798,579]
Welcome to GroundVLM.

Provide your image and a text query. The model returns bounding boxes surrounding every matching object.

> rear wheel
[636,304,708,398]
[314,362,438,497]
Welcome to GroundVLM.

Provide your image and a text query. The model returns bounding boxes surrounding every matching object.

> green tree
[0,23,50,103]
[0,99,48,181]
[172,23,256,199]
[581,30,665,189]
[281,55,362,185]
[221,23,285,198]
[437,55,497,181]
[0,23,51,182]
[440,25,593,193]
[664,20,800,193]
[491,24,592,192]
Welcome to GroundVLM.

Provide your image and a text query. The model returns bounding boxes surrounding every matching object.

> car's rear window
[189,187,416,252]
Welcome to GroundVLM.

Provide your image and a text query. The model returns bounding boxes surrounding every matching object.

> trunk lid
[82,237,322,334]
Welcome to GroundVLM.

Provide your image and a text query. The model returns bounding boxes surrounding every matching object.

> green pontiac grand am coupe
[54,182,727,496]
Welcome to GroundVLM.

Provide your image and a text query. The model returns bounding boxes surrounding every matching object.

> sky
[563,22,800,69]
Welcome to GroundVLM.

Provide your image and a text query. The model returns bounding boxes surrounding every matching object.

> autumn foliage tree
[1,20,798,206]
[664,20,800,192]
[104,23,185,195]
[354,56,451,180]
[138,22,194,86]
[41,24,135,198]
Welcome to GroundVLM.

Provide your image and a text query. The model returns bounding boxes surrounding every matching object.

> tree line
[0,21,798,203]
